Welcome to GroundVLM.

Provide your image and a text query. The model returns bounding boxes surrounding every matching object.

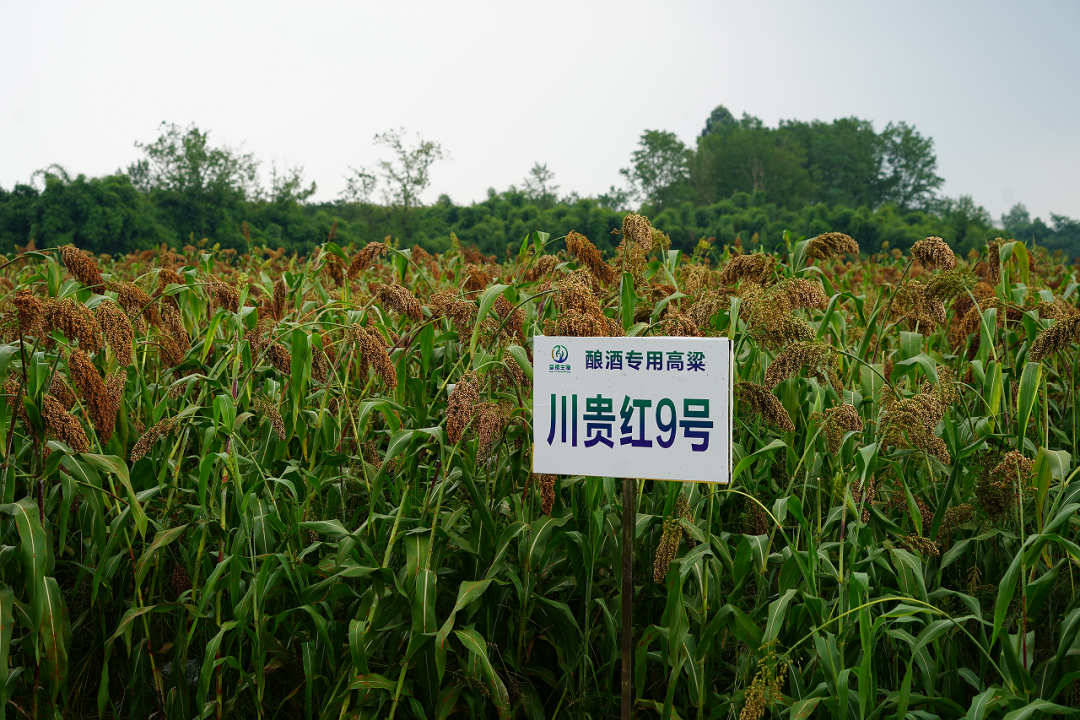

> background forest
[2,105,1078,260]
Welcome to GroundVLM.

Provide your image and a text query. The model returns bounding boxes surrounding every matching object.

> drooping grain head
[42,394,90,453]
[244,318,274,357]
[612,235,648,284]
[68,348,120,442]
[937,503,975,541]
[376,283,423,321]
[990,450,1034,488]
[411,245,433,266]
[685,290,731,330]
[254,395,287,441]
[550,270,600,315]
[743,494,770,536]
[208,278,240,314]
[739,644,790,720]
[651,228,672,255]
[566,231,616,286]
[720,253,777,286]
[171,564,193,598]
[445,374,479,445]
[428,290,478,334]
[878,393,950,465]
[766,341,841,391]
[739,667,766,720]
[680,265,716,298]
[674,494,698,548]
[161,303,190,354]
[324,255,345,287]
[158,335,185,368]
[49,375,77,410]
[911,236,957,270]
[349,242,390,279]
[463,265,490,294]
[653,515,682,583]
[537,474,556,515]
[820,403,863,454]
[1035,299,1080,320]
[43,298,102,353]
[925,365,960,407]
[130,417,175,462]
[101,370,125,442]
[474,401,509,465]
[735,381,795,432]
[656,313,704,338]
[622,213,653,250]
[490,353,530,392]
[157,268,185,292]
[746,307,814,352]
[272,278,287,319]
[805,232,859,261]
[1030,316,1080,362]
[61,244,104,288]
[985,238,1004,285]
[266,343,292,375]
[311,345,331,384]
[491,296,525,344]
[524,255,559,282]
[898,534,940,556]
[925,269,975,303]
[13,289,43,336]
[542,270,624,338]
[351,325,397,389]
[891,280,946,333]
[96,300,134,366]
[772,278,827,312]
[108,280,162,329]
[849,475,878,522]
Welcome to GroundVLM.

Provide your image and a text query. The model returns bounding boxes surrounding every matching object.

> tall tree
[878,121,944,212]
[127,122,261,243]
[778,117,883,207]
[522,162,559,209]
[1001,202,1031,231]
[371,128,446,234]
[340,166,378,204]
[619,130,691,212]
[689,115,812,208]
[128,122,260,198]
[268,164,317,206]
[936,194,993,255]
[25,169,170,254]
[701,105,737,137]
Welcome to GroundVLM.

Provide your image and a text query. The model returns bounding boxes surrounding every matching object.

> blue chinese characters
[547,395,714,452]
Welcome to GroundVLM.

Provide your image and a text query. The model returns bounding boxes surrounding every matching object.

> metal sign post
[532,336,733,719]
[621,475,634,720]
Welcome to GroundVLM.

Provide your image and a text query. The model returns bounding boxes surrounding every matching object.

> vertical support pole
[621,475,634,720]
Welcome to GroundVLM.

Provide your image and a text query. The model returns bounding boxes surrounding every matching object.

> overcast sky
[2,0,1078,223]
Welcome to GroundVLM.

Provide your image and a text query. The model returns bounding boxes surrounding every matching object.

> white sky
[2,0,1078,223]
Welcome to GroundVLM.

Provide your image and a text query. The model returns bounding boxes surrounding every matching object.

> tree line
[1,111,1078,259]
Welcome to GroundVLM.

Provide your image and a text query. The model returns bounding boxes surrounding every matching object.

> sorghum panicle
[61,244,104,288]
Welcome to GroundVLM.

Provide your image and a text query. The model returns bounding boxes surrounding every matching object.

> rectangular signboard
[532,335,732,483]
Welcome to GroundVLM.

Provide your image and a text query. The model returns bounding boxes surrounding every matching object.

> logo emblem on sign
[552,345,568,363]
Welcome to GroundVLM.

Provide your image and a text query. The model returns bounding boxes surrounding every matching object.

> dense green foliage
[2,225,1080,719]
[2,114,1079,262]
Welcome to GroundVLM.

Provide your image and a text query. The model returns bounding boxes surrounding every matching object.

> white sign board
[532,335,732,483]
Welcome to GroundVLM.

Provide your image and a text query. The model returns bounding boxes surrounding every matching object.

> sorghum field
[2,216,1080,720]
